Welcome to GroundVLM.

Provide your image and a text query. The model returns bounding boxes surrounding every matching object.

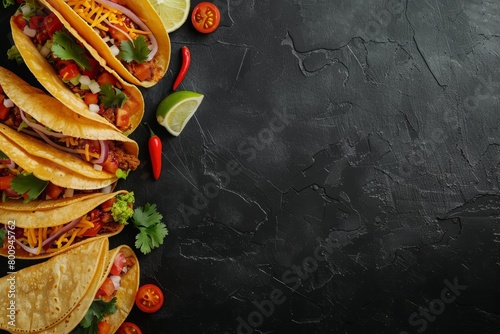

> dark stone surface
[1,0,500,333]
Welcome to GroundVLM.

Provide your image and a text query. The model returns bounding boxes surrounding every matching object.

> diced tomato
[110,252,126,276]
[43,13,63,36]
[12,14,26,30]
[45,182,63,199]
[122,96,138,113]
[115,108,130,129]
[133,63,151,82]
[108,24,129,43]
[0,176,13,190]
[100,152,119,174]
[82,57,100,80]
[97,72,117,86]
[0,96,10,120]
[96,277,116,298]
[80,221,103,237]
[29,15,44,29]
[36,29,50,45]
[84,93,99,106]
[59,63,80,81]
[97,321,112,334]
[100,197,117,211]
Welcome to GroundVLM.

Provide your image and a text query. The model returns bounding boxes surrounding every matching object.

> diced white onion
[89,104,100,113]
[110,275,121,291]
[110,44,120,56]
[21,5,31,16]
[3,99,13,108]
[63,188,74,198]
[40,45,51,57]
[79,75,91,86]
[102,36,110,43]
[23,26,36,38]
[93,28,100,35]
[122,266,129,273]
[89,81,101,94]
[94,164,103,171]
[101,185,112,194]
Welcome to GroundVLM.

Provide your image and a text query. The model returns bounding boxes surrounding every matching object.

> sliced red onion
[103,19,134,45]
[3,160,16,169]
[19,109,67,138]
[91,140,109,164]
[33,128,82,155]
[94,0,158,61]
[15,239,42,255]
[42,217,82,250]
[3,99,13,108]
[23,26,36,38]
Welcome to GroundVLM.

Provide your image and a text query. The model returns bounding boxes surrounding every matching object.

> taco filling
[1,192,134,256]
[10,0,140,131]
[64,0,160,82]
[0,86,140,174]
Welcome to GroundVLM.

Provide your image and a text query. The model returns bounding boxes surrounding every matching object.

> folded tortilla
[10,12,145,133]
[0,238,109,333]
[0,190,131,259]
[0,67,140,180]
[42,0,170,87]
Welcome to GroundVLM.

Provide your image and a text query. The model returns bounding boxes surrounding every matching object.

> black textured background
[1,0,500,333]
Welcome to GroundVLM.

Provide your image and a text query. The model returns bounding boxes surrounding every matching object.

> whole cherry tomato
[135,284,164,313]
[116,322,142,334]
[191,2,220,34]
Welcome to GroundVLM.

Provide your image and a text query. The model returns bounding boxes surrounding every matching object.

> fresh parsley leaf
[133,203,168,254]
[51,30,90,70]
[71,298,117,334]
[0,229,6,247]
[3,0,15,8]
[10,173,49,203]
[99,84,128,108]
[119,36,150,64]
[0,150,8,159]
[7,46,23,65]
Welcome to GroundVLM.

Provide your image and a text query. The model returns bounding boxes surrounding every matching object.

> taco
[0,239,140,333]
[9,0,145,133]
[0,67,140,179]
[0,238,109,333]
[41,0,170,87]
[0,190,135,259]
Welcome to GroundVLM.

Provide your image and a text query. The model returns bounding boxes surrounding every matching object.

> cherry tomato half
[191,2,220,34]
[116,322,142,334]
[135,284,164,313]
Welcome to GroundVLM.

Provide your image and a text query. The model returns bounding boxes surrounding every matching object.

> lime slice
[156,91,204,136]
[147,0,190,33]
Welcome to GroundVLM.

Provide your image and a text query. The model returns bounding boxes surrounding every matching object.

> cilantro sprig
[132,203,168,254]
[0,150,8,159]
[99,83,128,108]
[70,298,117,334]
[119,36,150,64]
[10,173,49,203]
[51,30,90,70]
[0,229,6,247]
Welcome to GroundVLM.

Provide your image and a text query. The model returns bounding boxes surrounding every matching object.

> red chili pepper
[172,46,191,90]
[146,123,162,180]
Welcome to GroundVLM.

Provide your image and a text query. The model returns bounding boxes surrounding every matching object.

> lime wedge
[147,0,190,33]
[156,91,204,136]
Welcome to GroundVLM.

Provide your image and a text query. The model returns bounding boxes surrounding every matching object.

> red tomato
[108,24,130,43]
[122,96,138,113]
[12,14,26,30]
[59,63,80,80]
[45,182,63,199]
[100,197,117,211]
[115,108,130,129]
[116,322,142,334]
[96,277,116,298]
[0,96,10,120]
[191,2,220,34]
[101,152,119,174]
[97,321,112,334]
[43,13,63,36]
[97,72,117,86]
[135,284,164,313]
[133,63,151,82]
[80,221,103,237]
[110,252,126,276]
[29,15,44,29]
[0,176,13,190]
[84,93,99,105]
[82,57,100,80]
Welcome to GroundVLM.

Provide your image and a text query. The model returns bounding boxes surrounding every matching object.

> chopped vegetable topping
[70,298,117,334]
[7,46,23,64]
[132,203,168,254]
[99,83,128,108]
[111,192,135,225]
[119,36,149,64]
[10,173,49,203]
[51,30,91,70]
